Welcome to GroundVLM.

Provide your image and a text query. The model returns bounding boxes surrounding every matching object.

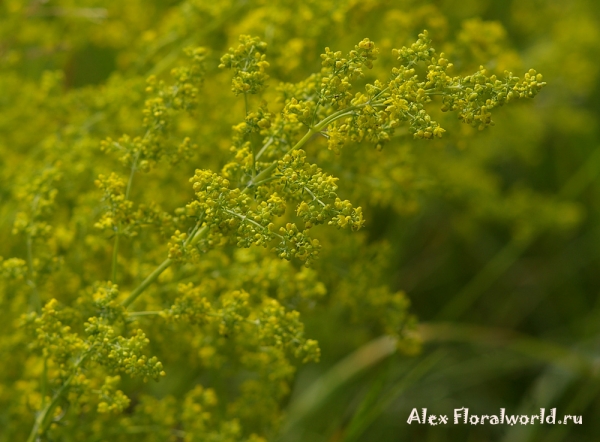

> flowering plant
[3,2,577,441]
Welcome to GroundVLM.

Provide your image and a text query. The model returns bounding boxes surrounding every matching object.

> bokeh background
[1,0,599,441]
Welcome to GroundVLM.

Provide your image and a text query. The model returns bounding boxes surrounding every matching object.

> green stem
[315,109,356,130]
[244,93,259,179]
[26,233,41,312]
[40,356,47,409]
[224,208,284,241]
[121,258,173,308]
[27,351,92,442]
[315,100,385,130]
[246,100,384,192]
[112,156,138,283]
[303,186,326,207]
[121,225,208,308]
[244,127,317,191]
[129,311,163,317]
[249,175,280,187]
[255,135,275,161]
[371,86,389,101]
[125,155,138,200]
[187,224,208,247]
[111,234,120,283]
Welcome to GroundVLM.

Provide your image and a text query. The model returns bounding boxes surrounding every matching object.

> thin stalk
[121,258,173,308]
[188,224,208,247]
[246,100,384,191]
[244,127,317,191]
[120,224,208,308]
[371,86,389,101]
[111,234,120,283]
[310,96,324,128]
[125,154,138,200]
[248,175,280,187]
[27,350,92,442]
[26,233,41,312]
[255,134,275,161]
[244,93,258,178]
[303,186,326,207]
[315,100,385,131]
[40,356,47,409]
[112,155,138,283]
[314,109,356,131]
[129,311,163,317]
[224,208,285,241]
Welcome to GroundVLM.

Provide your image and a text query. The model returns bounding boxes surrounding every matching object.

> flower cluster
[163,282,320,363]
[319,38,380,108]
[278,149,364,230]
[168,47,208,111]
[0,257,27,281]
[275,30,546,156]
[255,298,320,363]
[180,385,243,442]
[25,299,86,370]
[439,66,546,130]
[94,172,172,239]
[219,35,270,95]
[184,167,324,265]
[12,167,61,238]
[97,375,130,414]
[100,47,206,171]
[94,173,134,235]
[85,318,166,381]
[20,283,165,439]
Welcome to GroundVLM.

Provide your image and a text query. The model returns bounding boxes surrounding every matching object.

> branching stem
[120,99,383,308]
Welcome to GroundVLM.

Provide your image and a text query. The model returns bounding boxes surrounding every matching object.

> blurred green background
[1,0,600,440]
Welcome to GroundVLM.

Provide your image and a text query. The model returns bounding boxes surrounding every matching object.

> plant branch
[27,350,92,442]
[121,224,208,308]
[120,100,385,307]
